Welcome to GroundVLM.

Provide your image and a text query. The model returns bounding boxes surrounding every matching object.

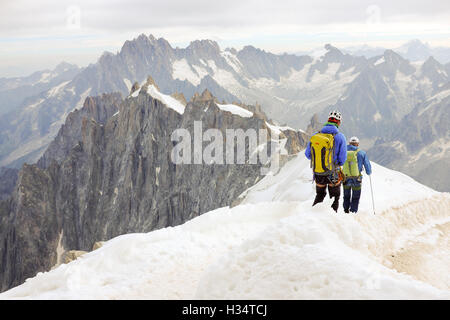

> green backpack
[343,149,360,178]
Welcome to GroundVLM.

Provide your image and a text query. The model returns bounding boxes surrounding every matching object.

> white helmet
[328,110,342,121]
[349,136,359,144]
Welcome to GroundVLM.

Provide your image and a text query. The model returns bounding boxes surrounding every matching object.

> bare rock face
[92,241,105,251]
[0,81,308,292]
[37,93,122,169]
[0,167,18,201]
[368,93,450,192]
[0,163,61,291]
[306,114,322,136]
[130,82,140,95]
[62,250,88,264]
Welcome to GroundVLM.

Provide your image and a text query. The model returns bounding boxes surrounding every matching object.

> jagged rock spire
[130,81,140,95]
[191,89,218,103]
[306,113,322,135]
[171,92,187,105]
[143,75,160,91]
[201,89,214,101]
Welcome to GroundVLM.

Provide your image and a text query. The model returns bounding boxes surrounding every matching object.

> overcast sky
[1,0,450,77]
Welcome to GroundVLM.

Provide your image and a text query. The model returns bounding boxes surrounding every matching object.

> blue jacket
[305,124,347,166]
[347,144,372,176]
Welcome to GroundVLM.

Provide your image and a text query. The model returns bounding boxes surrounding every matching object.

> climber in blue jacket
[342,136,372,213]
[305,110,347,212]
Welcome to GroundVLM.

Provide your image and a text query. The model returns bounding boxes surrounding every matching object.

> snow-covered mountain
[369,85,450,192]
[0,35,310,167]
[0,36,385,167]
[332,50,449,138]
[1,154,448,299]
[0,34,448,192]
[0,77,307,292]
[396,40,450,65]
[0,62,86,167]
[341,44,387,60]
[0,62,81,117]
[342,39,450,64]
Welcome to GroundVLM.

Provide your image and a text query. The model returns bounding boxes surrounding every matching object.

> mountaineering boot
[328,184,341,212]
[331,198,339,212]
[312,185,326,206]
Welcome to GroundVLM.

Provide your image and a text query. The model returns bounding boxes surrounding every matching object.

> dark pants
[313,174,341,211]
[343,178,362,212]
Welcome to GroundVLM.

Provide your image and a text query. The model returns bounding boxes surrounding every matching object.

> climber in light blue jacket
[342,136,372,213]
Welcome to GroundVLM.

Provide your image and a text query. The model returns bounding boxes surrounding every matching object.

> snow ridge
[1,155,448,300]
[216,103,253,118]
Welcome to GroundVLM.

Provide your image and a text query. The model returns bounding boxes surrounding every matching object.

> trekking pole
[369,175,376,215]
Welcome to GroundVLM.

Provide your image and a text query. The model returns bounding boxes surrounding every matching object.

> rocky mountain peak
[420,55,448,85]
[136,33,149,43]
[201,88,214,100]
[306,114,322,135]
[143,76,160,91]
[155,37,173,51]
[239,45,264,55]
[37,92,122,169]
[120,34,173,59]
[324,44,343,56]
[192,89,217,103]
[130,81,140,95]
[407,39,426,45]
[132,33,161,47]
[98,51,115,63]
[54,62,78,74]
[399,39,430,56]
[320,44,348,64]
[383,49,406,64]
[184,39,221,61]
[187,39,220,52]
[382,49,415,75]
[225,47,238,55]
[171,92,187,105]
[423,56,442,69]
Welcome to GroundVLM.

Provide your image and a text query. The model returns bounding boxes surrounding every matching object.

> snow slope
[0,155,449,299]
[216,103,253,118]
[129,84,186,114]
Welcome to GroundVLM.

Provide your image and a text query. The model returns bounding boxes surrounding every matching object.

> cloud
[0,0,449,76]
[1,0,449,36]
